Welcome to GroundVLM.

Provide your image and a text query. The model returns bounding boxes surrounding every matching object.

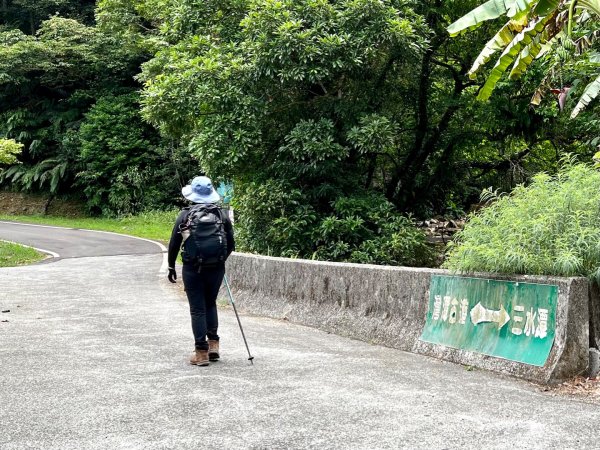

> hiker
[167,176,235,366]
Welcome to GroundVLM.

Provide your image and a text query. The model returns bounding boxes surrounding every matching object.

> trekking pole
[223,274,254,365]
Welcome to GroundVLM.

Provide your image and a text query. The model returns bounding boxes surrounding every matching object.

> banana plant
[478,13,557,100]
[572,73,600,117]
[448,0,600,116]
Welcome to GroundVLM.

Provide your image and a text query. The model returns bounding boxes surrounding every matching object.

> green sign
[419,275,557,366]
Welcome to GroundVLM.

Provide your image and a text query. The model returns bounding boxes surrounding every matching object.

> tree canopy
[0,0,598,264]
[0,3,197,214]
[132,1,597,206]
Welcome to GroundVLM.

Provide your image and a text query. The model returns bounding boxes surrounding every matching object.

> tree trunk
[43,195,54,216]
[364,154,377,189]
[384,47,434,202]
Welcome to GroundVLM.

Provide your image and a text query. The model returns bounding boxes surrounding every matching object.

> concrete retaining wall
[225,252,591,383]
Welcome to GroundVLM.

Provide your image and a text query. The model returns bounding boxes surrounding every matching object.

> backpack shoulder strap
[177,207,191,229]
[215,206,224,223]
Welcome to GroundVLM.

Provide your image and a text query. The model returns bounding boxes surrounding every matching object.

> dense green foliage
[445,160,600,280]
[0,3,197,215]
[235,184,434,265]
[137,0,554,216]
[0,0,95,33]
[0,0,598,267]
[76,93,186,215]
[111,0,595,263]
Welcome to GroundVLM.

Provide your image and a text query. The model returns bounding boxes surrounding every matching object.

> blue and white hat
[182,176,221,203]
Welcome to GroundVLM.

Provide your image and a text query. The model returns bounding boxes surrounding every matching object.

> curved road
[0,220,162,259]
[1,221,600,450]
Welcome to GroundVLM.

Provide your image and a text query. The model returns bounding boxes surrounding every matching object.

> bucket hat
[182,176,221,203]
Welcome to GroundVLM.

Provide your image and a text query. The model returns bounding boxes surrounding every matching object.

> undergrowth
[445,160,600,281]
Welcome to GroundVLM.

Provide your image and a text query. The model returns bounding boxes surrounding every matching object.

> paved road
[0,221,160,258]
[1,221,599,450]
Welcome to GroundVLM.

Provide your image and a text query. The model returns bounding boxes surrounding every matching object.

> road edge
[0,220,168,272]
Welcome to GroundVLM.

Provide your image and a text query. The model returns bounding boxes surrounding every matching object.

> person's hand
[168,267,177,283]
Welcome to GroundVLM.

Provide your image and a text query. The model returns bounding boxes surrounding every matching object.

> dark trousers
[182,264,225,350]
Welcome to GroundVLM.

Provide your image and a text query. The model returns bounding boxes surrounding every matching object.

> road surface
[0,221,598,450]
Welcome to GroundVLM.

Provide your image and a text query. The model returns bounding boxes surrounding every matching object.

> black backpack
[180,204,228,266]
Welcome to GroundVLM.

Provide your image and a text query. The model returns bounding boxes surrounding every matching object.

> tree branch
[467,148,532,173]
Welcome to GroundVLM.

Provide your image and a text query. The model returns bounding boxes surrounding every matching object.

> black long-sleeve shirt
[167,206,235,268]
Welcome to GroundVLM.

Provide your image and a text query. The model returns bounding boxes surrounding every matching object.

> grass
[0,210,179,243]
[0,241,44,267]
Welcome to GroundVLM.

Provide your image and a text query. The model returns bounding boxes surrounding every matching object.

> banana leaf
[507,0,538,21]
[577,0,600,17]
[447,0,516,37]
[571,73,600,117]
[533,0,560,16]
[468,20,525,78]
[509,37,544,80]
[477,14,555,100]
[509,24,562,80]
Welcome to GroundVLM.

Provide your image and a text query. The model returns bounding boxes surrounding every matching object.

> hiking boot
[208,340,220,361]
[190,349,209,366]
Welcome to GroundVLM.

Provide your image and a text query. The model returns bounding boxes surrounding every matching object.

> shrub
[76,93,196,216]
[233,180,435,267]
[0,138,22,165]
[444,161,600,281]
[232,179,317,258]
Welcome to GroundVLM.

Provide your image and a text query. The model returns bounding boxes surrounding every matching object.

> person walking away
[167,176,235,366]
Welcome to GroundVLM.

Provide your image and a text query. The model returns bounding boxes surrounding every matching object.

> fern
[0,158,71,193]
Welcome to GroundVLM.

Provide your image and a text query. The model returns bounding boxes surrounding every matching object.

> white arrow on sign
[469,302,511,329]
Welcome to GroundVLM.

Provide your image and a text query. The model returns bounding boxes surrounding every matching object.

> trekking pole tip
[248,356,254,365]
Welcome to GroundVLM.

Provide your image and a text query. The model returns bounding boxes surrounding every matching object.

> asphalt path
[1,221,600,450]
[0,221,160,259]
